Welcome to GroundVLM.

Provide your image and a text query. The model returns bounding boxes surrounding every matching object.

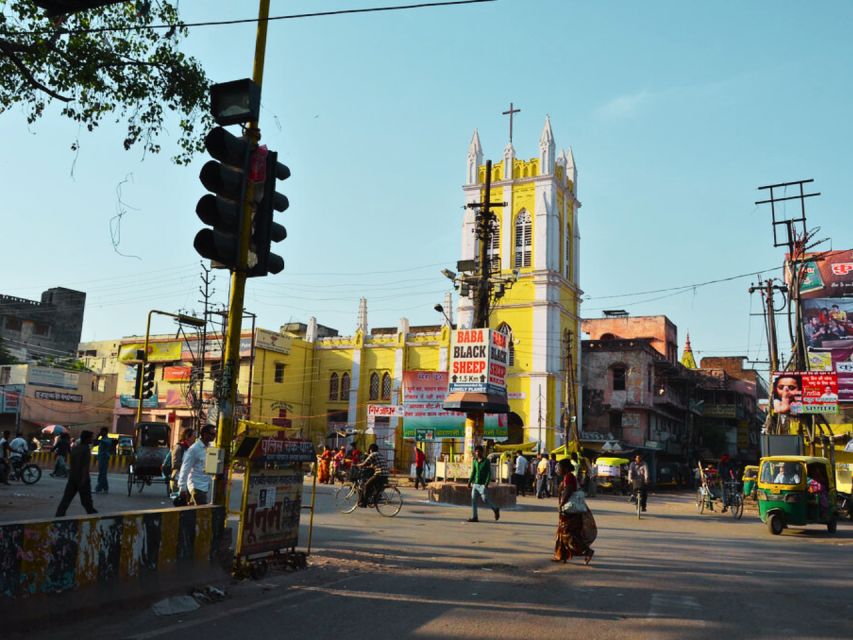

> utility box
[204,446,225,474]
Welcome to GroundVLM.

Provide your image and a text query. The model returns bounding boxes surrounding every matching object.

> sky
[2,0,852,374]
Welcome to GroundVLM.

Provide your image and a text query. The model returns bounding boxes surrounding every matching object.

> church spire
[539,115,555,175]
[466,128,483,185]
[680,333,697,369]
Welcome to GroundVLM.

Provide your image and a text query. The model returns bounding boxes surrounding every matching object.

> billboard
[790,249,853,299]
[448,329,507,396]
[27,366,79,390]
[118,341,182,363]
[401,371,506,439]
[808,346,853,403]
[802,298,853,349]
[772,371,838,415]
[255,329,292,355]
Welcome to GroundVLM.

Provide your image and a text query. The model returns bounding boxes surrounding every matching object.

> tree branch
[0,40,72,102]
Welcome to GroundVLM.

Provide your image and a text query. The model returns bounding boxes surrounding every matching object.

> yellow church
[80,116,582,469]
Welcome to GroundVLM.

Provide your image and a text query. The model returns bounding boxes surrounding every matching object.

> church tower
[458,116,582,448]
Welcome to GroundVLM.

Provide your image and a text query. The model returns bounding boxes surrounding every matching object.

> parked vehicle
[595,456,629,494]
[757,456,837,535]
[127,422,171,496]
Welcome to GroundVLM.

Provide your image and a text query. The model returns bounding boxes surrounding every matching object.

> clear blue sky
[2,0,851,371]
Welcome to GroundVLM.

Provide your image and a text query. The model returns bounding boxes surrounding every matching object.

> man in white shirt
[9,433,29,462]
[512,452,529,497]
[178,425,215,505]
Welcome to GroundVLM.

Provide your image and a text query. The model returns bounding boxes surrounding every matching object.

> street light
[434,303,452,326]
[440,268,457,281]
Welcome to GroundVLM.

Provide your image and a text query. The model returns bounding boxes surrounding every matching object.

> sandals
[584,549,595,565]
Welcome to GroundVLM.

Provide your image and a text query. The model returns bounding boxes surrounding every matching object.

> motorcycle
[9,453,42,485]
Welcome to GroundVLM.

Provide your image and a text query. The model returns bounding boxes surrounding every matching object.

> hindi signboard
[772,371,838,415]
[238,468,303,556]
[402,371,506,439]
[789,249,853,299]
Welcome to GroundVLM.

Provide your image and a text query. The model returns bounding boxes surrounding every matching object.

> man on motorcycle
[8,432,29,470]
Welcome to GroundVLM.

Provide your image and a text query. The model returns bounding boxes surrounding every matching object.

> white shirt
[515,456,528,475]
[9,437,28,458]
[177,440,211,493]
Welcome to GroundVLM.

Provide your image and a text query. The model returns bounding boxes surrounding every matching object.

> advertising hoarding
[789,249,853,299]
[402,371,506,439]
[27,366,79,390]
[255,329,292,355]
[238,468,303,556]
[448,329,507,396]
[772,371,838,415]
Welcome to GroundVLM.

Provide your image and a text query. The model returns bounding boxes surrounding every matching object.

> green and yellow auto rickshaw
[742,465,759,499]
[757,456,838,535]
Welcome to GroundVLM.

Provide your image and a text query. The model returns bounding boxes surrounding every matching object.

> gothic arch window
[497,323,515,368]
[340,372,351,400]
[369,372,380,401]
[487,219,500,272]
[514,210,532,268]
[381,372,392,401]
[329,372,339,401]
[564,221,572,278]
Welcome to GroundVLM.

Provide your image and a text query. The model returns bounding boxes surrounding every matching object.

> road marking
[646,592,703,623]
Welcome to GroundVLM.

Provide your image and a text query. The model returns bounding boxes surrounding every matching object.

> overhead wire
[1,1,496,37]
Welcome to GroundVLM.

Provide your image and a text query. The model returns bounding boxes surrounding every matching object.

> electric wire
[1,1,496,37]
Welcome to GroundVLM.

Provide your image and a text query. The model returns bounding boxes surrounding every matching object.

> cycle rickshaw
[127,421,171,496]
[696,461,743,519]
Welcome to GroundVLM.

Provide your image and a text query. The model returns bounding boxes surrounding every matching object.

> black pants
[56,477,96,516]
[512,473,526,496]
[362,475,387,505]
[633,482,647,509]
[415,465,425,489]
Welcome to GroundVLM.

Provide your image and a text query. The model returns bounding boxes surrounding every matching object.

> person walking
[414,444,427,490]
[553,458,594,564]
[55,431,98,517]
[548,453,559,497]
[178,424,215,505]
[168,428,195,495]
[93,427,114,494]
[535,453,549,498]
[51,432,71,478]
[512,451,528,497]
[0,430,10,485]
[628,454,650,512]
[467,445,500,523]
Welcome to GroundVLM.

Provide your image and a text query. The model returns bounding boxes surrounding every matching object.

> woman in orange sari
[554,458,594,564]
[317,446,332,484]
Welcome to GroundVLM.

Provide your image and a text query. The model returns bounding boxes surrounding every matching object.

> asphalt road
[6,479,853,640]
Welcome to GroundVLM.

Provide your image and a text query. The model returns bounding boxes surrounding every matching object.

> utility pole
[562,330,578,450]
[755,179,822,446]
[196,263,215,428]
[461,159,506,460]
[749,279,787,434]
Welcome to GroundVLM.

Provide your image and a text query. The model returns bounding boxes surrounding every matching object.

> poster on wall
[808,346,853,403]
[789,249,853,299]
[802,298,853,349]
[772,371,839,415]
[401,371,506,439]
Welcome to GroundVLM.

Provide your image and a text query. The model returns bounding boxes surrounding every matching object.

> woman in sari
[317,446,332,484]
[554,458,594,565]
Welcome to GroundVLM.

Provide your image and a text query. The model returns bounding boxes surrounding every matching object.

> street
[8,478,852,640]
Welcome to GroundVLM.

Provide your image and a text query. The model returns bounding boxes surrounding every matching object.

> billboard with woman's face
[772,372,838,415]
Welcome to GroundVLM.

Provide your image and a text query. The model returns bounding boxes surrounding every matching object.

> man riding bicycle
[357,443,390,507]
[628,454,649,512]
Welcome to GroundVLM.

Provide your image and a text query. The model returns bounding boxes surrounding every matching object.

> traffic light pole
[213,0,271,506]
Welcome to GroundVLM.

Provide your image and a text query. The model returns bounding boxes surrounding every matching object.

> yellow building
[82,117,582,468]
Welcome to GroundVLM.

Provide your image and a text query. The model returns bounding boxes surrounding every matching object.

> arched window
[514,210,532,268]
[369,372,380,401]
[565,222,572,278]
[329,372,339,401]
[497,323,515,368]
[381,372,392,401]
[487,219,500,272]
[340,372,351,400]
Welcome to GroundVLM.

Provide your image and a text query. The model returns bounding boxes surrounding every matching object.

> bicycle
[9,455,42,485]
[632,480,646,519]
[335,475,403,517]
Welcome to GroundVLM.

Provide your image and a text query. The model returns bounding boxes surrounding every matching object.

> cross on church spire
[502,102,521,143]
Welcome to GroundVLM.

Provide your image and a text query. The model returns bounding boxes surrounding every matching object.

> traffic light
[141,363,156,400]
[194,127,254,270]
[247,148,290,277]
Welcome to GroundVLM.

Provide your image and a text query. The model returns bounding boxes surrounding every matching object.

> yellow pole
[134,310,155,425]
[213,0,272,506]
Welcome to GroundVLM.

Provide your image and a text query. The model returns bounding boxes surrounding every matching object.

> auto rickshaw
[757,456,838,535]
[742,465,759,499]
[595,456,629,494]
